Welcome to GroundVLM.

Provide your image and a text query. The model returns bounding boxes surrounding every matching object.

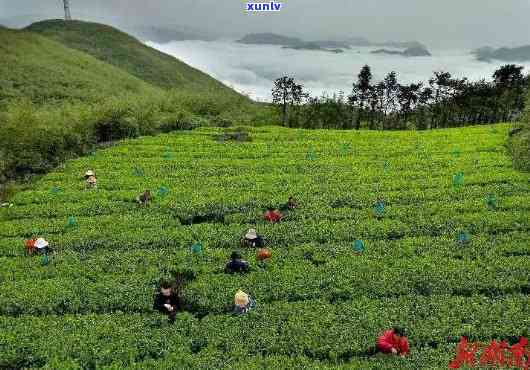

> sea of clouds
[147,40,530,102]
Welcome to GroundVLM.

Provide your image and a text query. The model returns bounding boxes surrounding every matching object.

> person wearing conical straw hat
[84,170,95,180]
[233,290,255,314]
[241,228,264,248]
[86,176,97,189]
[84,170,97,189]
[34,238,51,255]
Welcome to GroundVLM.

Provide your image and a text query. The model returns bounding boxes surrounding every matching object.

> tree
[398,82,422,128]
[383,71,399,115]
[348,65,372,130]
[271,76,307,126]
[493,64,526,121]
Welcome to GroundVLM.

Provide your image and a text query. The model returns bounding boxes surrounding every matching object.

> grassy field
[1,124,528,369]
[26,20,236,94]
[0,27,158,106]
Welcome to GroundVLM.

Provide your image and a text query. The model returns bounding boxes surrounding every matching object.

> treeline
[272,64,529,130]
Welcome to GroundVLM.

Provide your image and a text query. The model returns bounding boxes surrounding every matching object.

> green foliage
[0,22,275,186]
[0,28,157,107]
[507,92,530,172]
[25,19,237,94]
[1,124,528,368]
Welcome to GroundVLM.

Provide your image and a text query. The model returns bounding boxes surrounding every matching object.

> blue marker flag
[353,240,365,253]
[191,242,203,255]
[374,200,385,217]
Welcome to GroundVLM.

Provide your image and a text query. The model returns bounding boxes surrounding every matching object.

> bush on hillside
[507,90,530,172]
[507,119,530,172]
[0,91,276,185]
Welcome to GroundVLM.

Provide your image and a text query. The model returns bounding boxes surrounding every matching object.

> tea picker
[241,228,265,248]
[233,290,255,315]
[153,279,184,324]
[279,196,297,212]
[256,248,272,262]
[25,238,52,256]
[374,327,410,356]
[225,251,250,274]
[84,170,97,189]
[136,190,152,205]
[264,207,283,223]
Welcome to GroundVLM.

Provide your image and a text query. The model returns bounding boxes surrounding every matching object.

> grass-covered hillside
[0,20,274,188]
[26,20,236,94]
[0,28,159,106]
[1,124,528,368]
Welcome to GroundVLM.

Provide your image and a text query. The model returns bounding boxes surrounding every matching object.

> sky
[1,0,530,48]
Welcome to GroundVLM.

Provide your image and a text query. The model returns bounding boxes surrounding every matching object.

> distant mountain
[237,33,303,46]
[371,46,431,57]
[238,33,426,54]
[371,49,403,56]
[283,43,344,53]
[472,45,530,62]
[238,33,348,53]
[345,37,426,49]
[377,41,426,49]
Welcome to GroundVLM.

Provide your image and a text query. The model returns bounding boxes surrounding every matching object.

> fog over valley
[148,40,530,102]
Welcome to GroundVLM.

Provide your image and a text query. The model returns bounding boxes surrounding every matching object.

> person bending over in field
[136,190,151,205]
[153,279,183,324]
[264,207,283,223]
[84,170,95,180]
[241,228,264,248]
[233,290,255,315]
[375,327,409,356]
[86,175,97,189]
[225,251,250,274]
[279,196,297,211]
[25,237,52,256]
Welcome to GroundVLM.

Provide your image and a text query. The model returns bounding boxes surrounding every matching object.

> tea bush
[0,124,528,368]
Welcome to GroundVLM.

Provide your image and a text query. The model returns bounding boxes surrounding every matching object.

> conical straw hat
[35,238,49,249]
[234,290,249,306]
[245,229,258,240]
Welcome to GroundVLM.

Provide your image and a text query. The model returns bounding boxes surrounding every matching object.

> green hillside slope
[1,124,528,368]
[0,23,273,186]
[0,28,159,106]
[26,19,237,94]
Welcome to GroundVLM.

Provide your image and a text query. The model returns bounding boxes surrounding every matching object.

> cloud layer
[2,0,530,48]
[149,40,530,101]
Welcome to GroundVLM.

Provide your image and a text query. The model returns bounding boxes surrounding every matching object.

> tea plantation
[1,124,529,369]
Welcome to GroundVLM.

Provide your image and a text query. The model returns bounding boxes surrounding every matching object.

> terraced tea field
[1,125,529,369]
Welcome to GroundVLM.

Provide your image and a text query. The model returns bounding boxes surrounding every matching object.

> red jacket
[24,239,36,253]
[377,330,410,355]
[264,210,282,223]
